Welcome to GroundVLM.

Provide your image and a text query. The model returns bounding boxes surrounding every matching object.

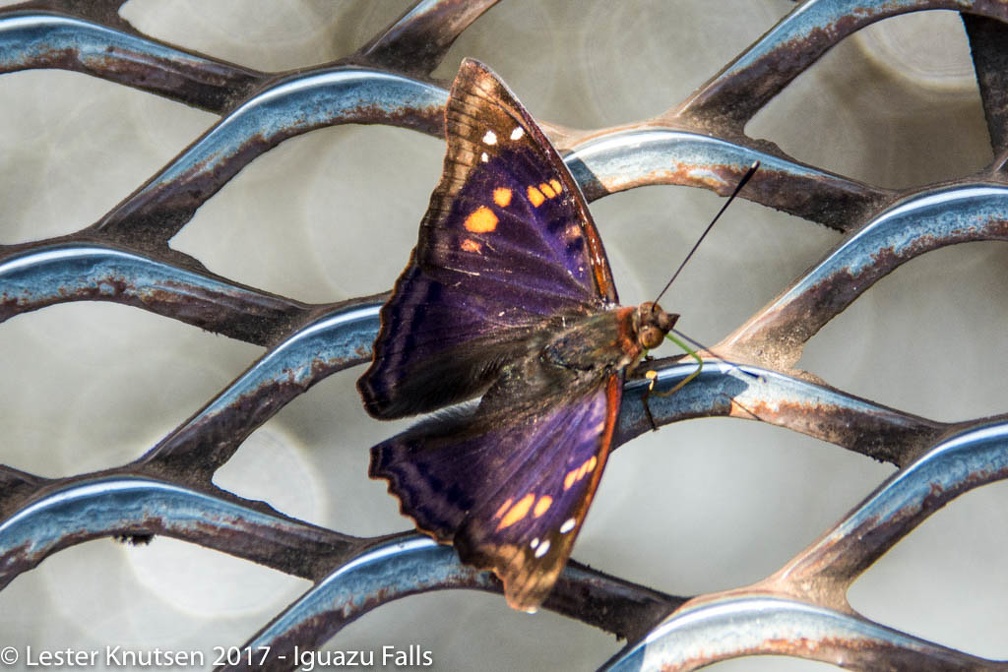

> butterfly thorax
[537,302,678,377]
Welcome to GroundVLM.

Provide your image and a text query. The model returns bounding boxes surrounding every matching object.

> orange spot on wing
[464,205,498,233]
[564,455,599,491]
[461,238,482,253]
[527,185,545,207]
[493,187,512,207]
[494,498,514,520]
[533,496,553,518]
[549,179,562,194]
[497,493,535,530]
[539,182,556,198]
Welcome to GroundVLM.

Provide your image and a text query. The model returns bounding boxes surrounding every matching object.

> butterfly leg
[649,331,703,397]
[641,372,659,431]
[639,332,703,431]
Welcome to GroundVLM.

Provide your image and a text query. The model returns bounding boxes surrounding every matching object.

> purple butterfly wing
[372,375,621,612]
[358,58,617,419]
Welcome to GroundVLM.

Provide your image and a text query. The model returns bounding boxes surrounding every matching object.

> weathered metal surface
[604,420,1008,670]
[0,243,310,345]
[0,10,261,112]
[230,537,496,672]
[93,68,448,241]
[0,0,1006,669]
[230,535,684,672]
[618,361,947,465]
[723,184,1008,371]
[605,596,1001,671]
[138,301,382,475]
[356,0,500,76]
[564,128,892,231]
[772,421,1008,597]
[675,0,1008,128]
[0,476,359,590]
[963,14,1008,154]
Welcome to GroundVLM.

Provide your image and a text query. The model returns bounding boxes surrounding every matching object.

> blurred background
[0,1,1006,669]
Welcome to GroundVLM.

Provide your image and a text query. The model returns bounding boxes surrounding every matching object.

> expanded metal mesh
[1,1,1007,670]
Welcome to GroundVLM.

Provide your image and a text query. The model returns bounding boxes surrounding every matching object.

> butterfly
[357,58,678,612]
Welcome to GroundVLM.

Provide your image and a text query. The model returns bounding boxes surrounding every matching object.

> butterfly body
[359,59,677,611]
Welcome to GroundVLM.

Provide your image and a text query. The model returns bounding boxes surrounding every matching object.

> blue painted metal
[564,128,887,230]
[679,0,1008,124]
[359,0,501,74]
[0,12,238,74]
[779,421,1008,589]
[617,361,945,462]
[140,301,381,467]
[234,536,493,669]
[724,184,1008,369]
[0,476,358,589]
[605,596,998,671]
[0,11,259,111]
[605,421,1008,670]
[96,67,448,237]
[567,129,818,194]
[0,243,307,343]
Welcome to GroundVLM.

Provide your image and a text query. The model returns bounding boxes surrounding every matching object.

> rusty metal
[1,0,1007,669]
[722,183,1008,371]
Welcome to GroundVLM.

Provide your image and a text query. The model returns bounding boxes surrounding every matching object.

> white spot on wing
[482,130,497,145]
[510,126,524,141]
[481,152,489,163]
[534,539,551,558]
[560,518,576,534]
[530,537,539,549]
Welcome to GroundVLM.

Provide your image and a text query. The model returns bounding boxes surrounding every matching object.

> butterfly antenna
[652,160,760,307]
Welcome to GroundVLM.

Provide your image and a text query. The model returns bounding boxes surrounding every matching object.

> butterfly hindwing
[372,375,621,612]
[359,59,617,419]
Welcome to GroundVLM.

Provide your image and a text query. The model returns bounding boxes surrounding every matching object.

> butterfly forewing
[359,60,616,419]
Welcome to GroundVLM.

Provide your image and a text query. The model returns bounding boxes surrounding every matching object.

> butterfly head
[636,302,678,350]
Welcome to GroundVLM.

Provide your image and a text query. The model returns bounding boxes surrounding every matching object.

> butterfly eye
[639,324,664,349]
[637,303,679,349]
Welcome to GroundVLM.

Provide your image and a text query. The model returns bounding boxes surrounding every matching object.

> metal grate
[1,1,1007,669]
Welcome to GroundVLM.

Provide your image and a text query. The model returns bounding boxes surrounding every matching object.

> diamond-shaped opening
[0,71,213,245]
[170,124,441,304]
[0,302,260,477]
[0,538,309,653]
[120,0,412,70]
[849,480,1008,660]
[582,418,891,598]
[747,10,992,189]
[340,590,618,670]
[800,241,1008,423]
